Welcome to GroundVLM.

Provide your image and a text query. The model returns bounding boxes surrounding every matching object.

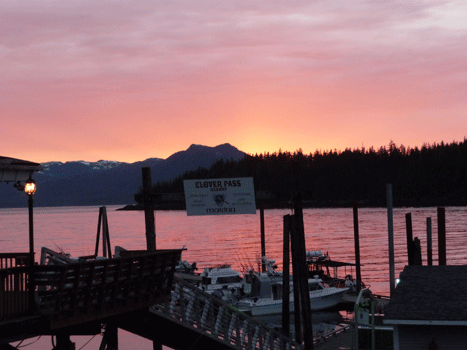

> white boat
[199,264,244,299]
[237,257,349,316]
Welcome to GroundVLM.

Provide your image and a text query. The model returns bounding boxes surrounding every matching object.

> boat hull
[238,288,348,317]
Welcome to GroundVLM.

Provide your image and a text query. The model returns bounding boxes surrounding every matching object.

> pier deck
[1,250,181,345]
[1,252,300,350]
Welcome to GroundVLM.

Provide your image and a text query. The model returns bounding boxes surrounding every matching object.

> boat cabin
[269,278,326,301]
[306,250,357,281]
[200,265,243,291]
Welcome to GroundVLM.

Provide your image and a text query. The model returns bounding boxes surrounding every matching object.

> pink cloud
[1,0,466,162]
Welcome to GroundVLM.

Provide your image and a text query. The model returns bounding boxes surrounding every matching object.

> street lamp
[15,177,37,312]
[25,177,36,312]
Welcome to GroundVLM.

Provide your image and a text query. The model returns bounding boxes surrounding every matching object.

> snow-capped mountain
[0,144,245,208]
[41,160,127,173]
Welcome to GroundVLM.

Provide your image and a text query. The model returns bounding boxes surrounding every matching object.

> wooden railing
[1,250,182,327]
[152,276,302,350]
[0,253,30,269]
[0,266,29,321]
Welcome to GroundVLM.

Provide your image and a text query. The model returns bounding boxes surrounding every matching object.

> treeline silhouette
[144,140,467,208]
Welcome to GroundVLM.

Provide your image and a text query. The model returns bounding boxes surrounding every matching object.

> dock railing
[0,266,29,321]
[1,250,182,327]
[0,253,31,320]
[152,276,301,350]
[0,253,31,269]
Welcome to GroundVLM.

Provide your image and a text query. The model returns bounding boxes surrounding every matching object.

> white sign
[183,177,256,216]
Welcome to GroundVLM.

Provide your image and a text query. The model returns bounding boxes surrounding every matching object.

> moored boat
[199,264,244,298]
[237,256,349,316]
[238,274,348,316]
[306,250,364,292]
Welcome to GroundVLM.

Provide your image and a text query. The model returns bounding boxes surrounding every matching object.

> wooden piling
[95,207,112,258]
[289,216,302,345]
[353,205,362,292]
[437,207,446,265]
[427,217,433,266]
[386,184,396,297]
[54,334,74,350]
[413,237,422,265]
[291,160,313,350]
[290,212,314,350]
[282,214,291,337]
[142,167,156,251]
[101,323,118,350]
[260,206,266,273]
[405,213,414,265]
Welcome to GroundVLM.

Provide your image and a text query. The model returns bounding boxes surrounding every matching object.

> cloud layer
[2,0,466,162]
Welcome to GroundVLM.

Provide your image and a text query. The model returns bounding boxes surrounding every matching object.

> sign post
[183,177,256,216]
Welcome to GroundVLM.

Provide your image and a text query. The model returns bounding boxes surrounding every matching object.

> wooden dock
[1,251,301,350]
[1,250,181,347]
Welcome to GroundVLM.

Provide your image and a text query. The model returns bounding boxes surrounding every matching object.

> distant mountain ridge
[41,159,133,174]
[0,143,245,208]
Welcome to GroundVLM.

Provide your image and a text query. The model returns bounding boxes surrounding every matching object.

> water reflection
[1,205,466,297]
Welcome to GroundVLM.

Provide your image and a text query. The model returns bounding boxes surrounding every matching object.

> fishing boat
[237,257,349,316]
[199,264,244,298]
[306,250,363,292]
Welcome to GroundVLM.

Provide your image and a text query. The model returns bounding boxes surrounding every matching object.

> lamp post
[16,177,37,312]
[24,178,36,312]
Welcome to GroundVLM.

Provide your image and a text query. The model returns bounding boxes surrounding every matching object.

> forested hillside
[142,140,467,208]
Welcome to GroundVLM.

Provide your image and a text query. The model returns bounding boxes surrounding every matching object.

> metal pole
[28,194,35,313]
[386,184,396,297]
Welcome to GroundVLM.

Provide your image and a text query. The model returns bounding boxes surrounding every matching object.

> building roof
[384,265,467,325]
[0,156,43,183]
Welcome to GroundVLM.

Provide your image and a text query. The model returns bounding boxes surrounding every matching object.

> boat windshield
[308,282,324,291]
[217,276,242,284]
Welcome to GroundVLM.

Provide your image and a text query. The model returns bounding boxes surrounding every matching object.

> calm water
[2,205,466,349]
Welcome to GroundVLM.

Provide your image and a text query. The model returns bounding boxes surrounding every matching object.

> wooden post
[290,216,302,345]
[405,213,414,265]
[54,334,75,350]
[353,205,362,292]
[291,161,313,350]
[103,207,111,257]
[95,207,102,256]
[437,207,446,265]
[291,210,313,350]
[102,208,108,258]
[102,324,118,350]
[282,214,291,337]
[386,184,396,297]
[95,206,112,258]
[142,167,156,251]
[413,237,422,265]
[260,206,266,273]
[427,217,433,266]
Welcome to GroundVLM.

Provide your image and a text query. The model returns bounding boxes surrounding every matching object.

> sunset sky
[2,1,466,163]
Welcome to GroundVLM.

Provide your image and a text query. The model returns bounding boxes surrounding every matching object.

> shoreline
[117,198,467,211]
